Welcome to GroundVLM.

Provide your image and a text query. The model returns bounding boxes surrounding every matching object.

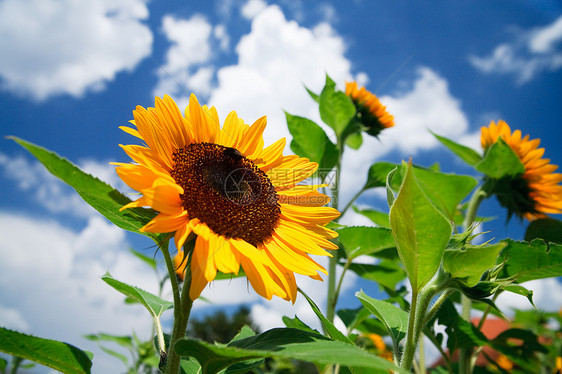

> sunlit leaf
[443,243,506,287]
[174,328,405,374]
[9,137,158,238]
[476,138,525,179]
[356,290,409,346]
[337,226,395,260]
[498,239,562,282]
[84,333,133,350]
[431,131,482,166]
[389,162,452,292]
[285,112,338,171]
[0,327,92,374]
[102,273,173,319]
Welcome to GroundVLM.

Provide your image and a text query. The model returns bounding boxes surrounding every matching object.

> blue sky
[1,1,562,372]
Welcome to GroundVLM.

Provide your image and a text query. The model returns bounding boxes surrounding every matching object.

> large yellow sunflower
[481,120,562,220]
[115,94,339,302]
[345,82,394,137]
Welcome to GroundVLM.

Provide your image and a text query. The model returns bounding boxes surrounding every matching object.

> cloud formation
[0,0,152,101]
[469,15,562,84]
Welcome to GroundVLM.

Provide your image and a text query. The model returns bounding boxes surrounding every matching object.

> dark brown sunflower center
[170,142,280,246]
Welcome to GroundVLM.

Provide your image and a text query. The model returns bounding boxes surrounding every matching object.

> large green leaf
[347,261,406,290]
[102,273,173,319]
[174,328,405,374]
[443,243,506,287]
[10,137,157,237]
[525,218,562,244]
[476,138,525,179]
[0,327,92,374]
[498,239,562,282]
[389,162,452,292]
[319,77,356,136]
[356,290,409,346]
[431,131,482,166]
[285,112,338,171]
[337,226,395,260]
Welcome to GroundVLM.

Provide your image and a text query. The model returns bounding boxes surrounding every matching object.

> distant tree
[187,306,259,343]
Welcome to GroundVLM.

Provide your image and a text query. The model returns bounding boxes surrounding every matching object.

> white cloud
[0,0,152,101]
[0,213,160,373]
[0,153,130,219]
[469,15,562,84]
[241,0,268,20]
[208,5,354,146]
[153,15,215,100]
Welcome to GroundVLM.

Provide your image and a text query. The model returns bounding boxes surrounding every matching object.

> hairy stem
[165,240,195,374]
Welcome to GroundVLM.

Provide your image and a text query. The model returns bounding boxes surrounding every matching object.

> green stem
[459,184,488,374]
[327,136,343,324]
[161,238,181,322]
[165,240,195,374]
[401,270,448,371]
[340,187,364,218]
[424,289,454,326]
[332,258,352,313]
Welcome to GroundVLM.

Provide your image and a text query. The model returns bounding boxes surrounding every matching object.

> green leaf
[347,261,406,290]
[305,85,320,103]
[9,137,157,238]
[298,289,352,344]
[431,131,482,166]
[353,207,390,228]
[410,168,478,220]
[363,162,397,190]
[129,249,158,271]
[174,328,405,374]
[385,167,398,208]
[476,138,525,179]
[337,226,395,260]
[498,239,562,282]
[102,273,173,319]
[502,284,535,307]
[0,327,92,374]
[99,346,129,367]
[356,290,409,346]
[389,162,452,292]
[345,131,363,150]
[285,112,338,171]
[319,81,356,136]
[525,218,562,244]
[84,333,133,350]
[443,243,506,287]
[282,316,319,335]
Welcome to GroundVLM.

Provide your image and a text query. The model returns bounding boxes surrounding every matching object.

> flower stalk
[164,240,195,374]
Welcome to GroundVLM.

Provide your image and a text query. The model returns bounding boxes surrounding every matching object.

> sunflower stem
[165,240,195,374]
[459,184,488,374]
[327,135,344,324]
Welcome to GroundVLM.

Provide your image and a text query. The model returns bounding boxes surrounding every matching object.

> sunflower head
[481,120,562,220]
[345,81,394,137]
[115,94,340,302]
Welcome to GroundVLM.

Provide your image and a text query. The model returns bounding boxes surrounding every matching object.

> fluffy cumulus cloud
[0,0,152,101]
[153,14,216,98]
[0,213,161,373]
[209,5,353,145]
[469,15,562,84]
